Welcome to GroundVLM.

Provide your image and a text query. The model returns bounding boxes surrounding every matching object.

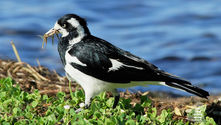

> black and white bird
[44,14,209,110]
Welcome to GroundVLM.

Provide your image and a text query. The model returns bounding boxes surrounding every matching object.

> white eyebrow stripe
[67,18,80,27]
[67,18,86,44]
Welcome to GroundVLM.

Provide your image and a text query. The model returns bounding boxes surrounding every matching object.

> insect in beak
[42,28,60,48]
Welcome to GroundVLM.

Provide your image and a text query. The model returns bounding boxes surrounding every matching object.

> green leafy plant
[0,77,216,125]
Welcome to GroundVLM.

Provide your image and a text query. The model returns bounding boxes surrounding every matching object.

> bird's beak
[45,28,58,37]
[42,28,59,48]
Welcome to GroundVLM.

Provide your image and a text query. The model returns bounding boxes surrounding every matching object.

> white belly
[65,63,112,96]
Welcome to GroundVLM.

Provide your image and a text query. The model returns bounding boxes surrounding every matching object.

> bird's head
[44,14,90,43]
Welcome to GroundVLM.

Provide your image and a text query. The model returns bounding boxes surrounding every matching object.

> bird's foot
[75,103,90,113]
[75,108,83,113]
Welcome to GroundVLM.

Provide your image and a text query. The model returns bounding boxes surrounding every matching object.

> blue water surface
[0,0,221,96]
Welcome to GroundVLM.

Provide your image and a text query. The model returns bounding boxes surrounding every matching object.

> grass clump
[0,77,216,125]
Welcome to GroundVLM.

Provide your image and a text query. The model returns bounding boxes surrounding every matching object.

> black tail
[165,82,209,98]
[159,72,209,98]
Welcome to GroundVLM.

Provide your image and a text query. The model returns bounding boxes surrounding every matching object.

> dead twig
[10,41,22,62]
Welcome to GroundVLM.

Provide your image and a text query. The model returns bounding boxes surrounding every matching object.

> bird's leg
[75,90,93,113]
[113,95,120,109]
[84,93,92,109]
[112,89,120,109]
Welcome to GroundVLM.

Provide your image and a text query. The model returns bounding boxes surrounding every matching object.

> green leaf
[133,103,144,113]
[121,98,131,109]
[205,117,216,125]
[13,107,18,115]
[99,92,106,100]
[157,109,168,123]
[106,98,113,108]
[42,95,48,101]
[0,92,6,99]
[90,102,98,113]
[47,114,56,122]
[125,120,136,125]
[104,118,114,125]
[25,111,34,119]
[31,100,38,108]
[75,90,84,98]
[140,95,148,103]
[94,111,102,119]
[2,121,11,125]
[150,107,157,120]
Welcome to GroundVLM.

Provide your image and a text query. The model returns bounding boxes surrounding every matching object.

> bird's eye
[62,24,66,28]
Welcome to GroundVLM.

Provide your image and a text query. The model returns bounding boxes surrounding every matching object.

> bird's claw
[75,108,84,113]
[75,102,90,113]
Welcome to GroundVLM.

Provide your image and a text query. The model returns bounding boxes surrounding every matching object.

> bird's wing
[67,36,164,83]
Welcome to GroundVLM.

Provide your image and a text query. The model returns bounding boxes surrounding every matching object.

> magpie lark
[44,14,209,110]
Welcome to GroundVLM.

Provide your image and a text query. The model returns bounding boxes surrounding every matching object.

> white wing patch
[108,59,144,72]
[108,59,123,71]
[65,51,86,66]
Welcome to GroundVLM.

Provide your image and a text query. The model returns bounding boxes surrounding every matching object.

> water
[0,0,221,96]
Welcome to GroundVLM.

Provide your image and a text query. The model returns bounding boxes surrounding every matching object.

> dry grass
[0,59,77,95]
